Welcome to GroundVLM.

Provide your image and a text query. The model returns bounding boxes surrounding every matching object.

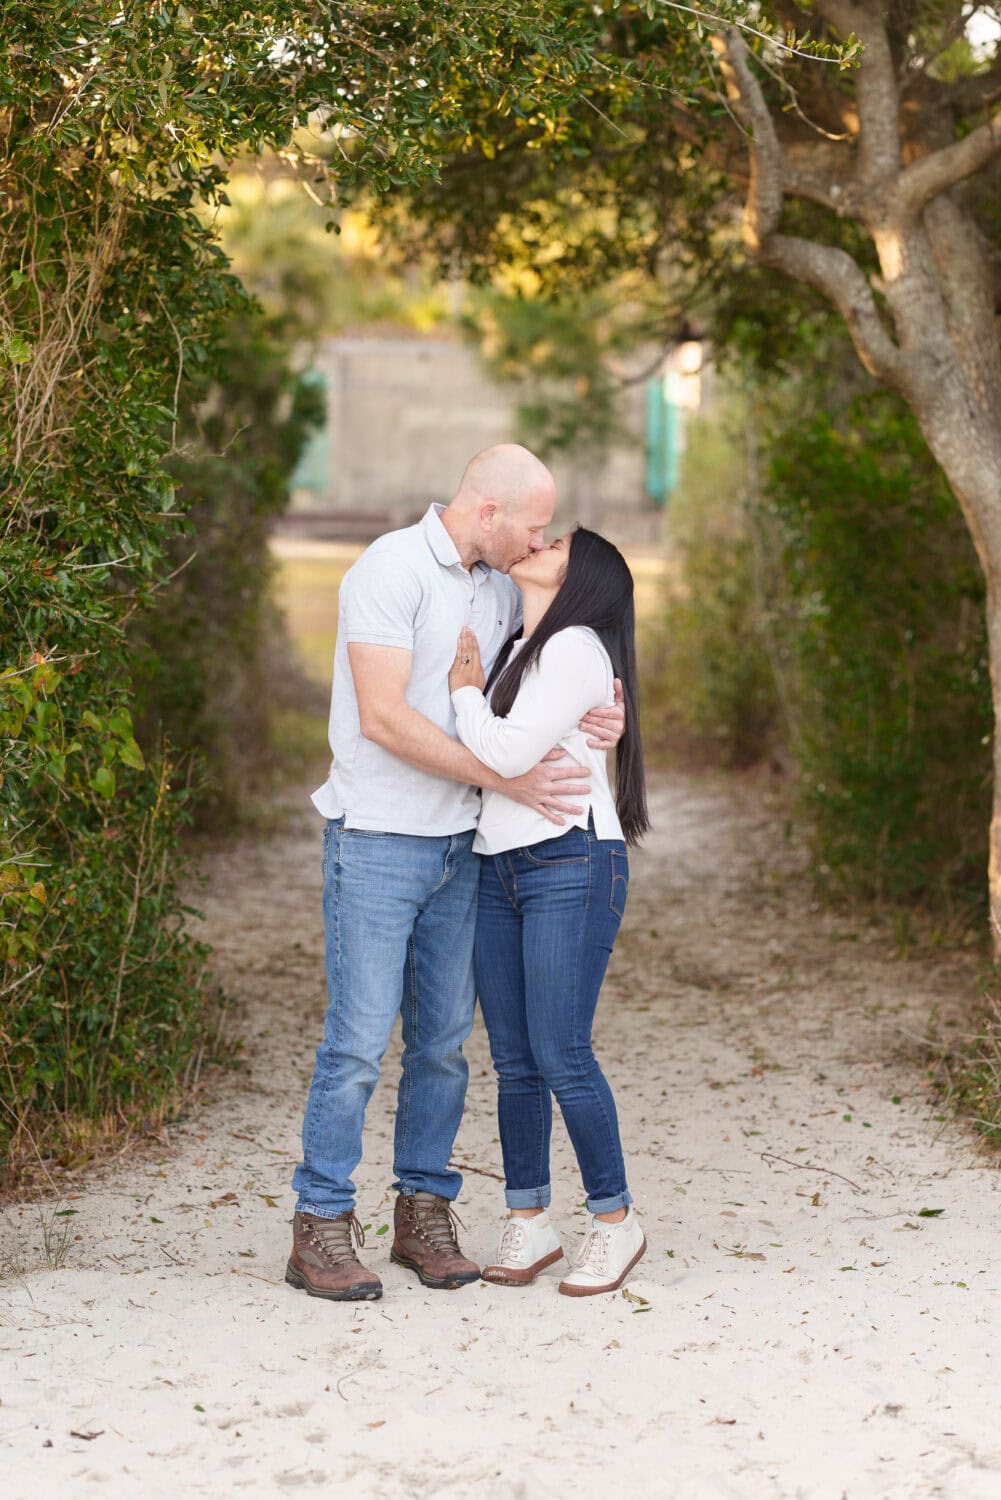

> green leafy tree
[365,1,1001,944]
[2,0,618,1173]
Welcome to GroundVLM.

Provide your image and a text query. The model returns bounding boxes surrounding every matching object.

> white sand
[3,774,1000,1500]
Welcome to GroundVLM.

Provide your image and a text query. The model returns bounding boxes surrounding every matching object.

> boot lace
[573,1223,611,1275]
[306,1212,365,1267]
[407,1195,465,1252]
[495,1219,528,1263]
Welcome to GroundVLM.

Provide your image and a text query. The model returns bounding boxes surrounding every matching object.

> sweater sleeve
[451,629,611,777]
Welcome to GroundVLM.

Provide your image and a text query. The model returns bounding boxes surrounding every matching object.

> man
[287,444,623,1301]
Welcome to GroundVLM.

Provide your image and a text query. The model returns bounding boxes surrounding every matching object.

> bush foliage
[767,393,991,910]
[0,138,240,1174]
[2,0,630,1181]
[654,371,991,918]
[131,313,324,828]
[643,403,781,771]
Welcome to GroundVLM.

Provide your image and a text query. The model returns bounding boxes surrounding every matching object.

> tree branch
[709,30,783,249]
[897,111,1001,212]
[764,233,907,388]
[712,26,905,390]
[922,194,1001,397]
[816,0,901,181]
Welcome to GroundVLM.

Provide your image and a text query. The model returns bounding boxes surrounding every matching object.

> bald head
[456,443,556,512]
[444,444,557,572]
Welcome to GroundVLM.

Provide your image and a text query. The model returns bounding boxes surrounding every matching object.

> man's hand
[578,677,625,750]
[500,753,591,827]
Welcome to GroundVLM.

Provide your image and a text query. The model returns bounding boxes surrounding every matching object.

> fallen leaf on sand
[257,1194,280,1208]
[69,1430,103,1441]
[621,1287,648,1306]
[368,1420,386,1429]
[917,1208,945,1218]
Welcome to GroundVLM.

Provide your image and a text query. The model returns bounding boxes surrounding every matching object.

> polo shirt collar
[422,503,487,574]
[422,503,461,566]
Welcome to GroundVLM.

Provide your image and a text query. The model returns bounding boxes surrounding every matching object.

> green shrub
[0,176,238,1176]
[131,312,324,828]
[644,378,990,919]
[644,406,781,769]
[767,393,991,912]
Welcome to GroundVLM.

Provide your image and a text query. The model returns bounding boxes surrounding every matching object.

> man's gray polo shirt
[311,504,521,835]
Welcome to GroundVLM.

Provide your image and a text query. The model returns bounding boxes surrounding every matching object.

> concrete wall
[285,336,663,544]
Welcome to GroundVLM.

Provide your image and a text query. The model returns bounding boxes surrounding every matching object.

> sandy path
[3,773,1000,1500]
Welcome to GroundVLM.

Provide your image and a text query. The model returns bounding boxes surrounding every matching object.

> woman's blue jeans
[474,823,633,1215]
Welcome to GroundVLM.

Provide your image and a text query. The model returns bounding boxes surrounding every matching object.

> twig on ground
[760,1151,864,1193]
[447,1159,505,1183]
[336,1363,373,1402]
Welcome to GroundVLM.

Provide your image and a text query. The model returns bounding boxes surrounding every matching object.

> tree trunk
[713,9,1001,948]
[910,406,1001,952]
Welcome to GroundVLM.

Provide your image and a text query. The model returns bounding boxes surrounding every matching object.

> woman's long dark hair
[486,528,650,845]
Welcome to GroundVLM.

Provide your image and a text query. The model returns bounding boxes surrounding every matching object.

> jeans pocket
[523,830,590,865]
[609,848,629,918]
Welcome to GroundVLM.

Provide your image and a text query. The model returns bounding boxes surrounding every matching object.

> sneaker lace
[573,1223,610,1274]
[496,1219,527,1262]
[307,1212,365,1267]
[408,1195,466,1252]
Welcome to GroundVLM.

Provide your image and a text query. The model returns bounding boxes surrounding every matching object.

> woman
[448,527,649,1296]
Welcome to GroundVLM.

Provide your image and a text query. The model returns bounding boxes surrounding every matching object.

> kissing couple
[287,443,649,1301]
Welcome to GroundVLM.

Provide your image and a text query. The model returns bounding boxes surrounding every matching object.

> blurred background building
[280,333,706,544]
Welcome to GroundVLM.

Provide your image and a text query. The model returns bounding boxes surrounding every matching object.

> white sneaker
[558,1208,646,1297]
[481,1213,564,1286]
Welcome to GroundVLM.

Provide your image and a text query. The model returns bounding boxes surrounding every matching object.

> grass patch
[270,539,361,686]
[925,986,1001,1148]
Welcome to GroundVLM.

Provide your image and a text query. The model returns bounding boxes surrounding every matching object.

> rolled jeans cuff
[586,1189,633,1215]
[505,1184,552,1210]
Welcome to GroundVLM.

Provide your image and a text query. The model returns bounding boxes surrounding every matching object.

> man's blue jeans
[474,823,633,1215]
[292,819,479,1219]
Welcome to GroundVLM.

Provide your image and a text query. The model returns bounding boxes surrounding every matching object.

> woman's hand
[449,626,485,693]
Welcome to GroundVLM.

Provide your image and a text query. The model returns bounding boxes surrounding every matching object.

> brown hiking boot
[391,1192,481,1289]
[285,1211,382,1301]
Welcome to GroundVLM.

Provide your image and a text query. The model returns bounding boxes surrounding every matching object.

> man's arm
[349,643,590,821]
